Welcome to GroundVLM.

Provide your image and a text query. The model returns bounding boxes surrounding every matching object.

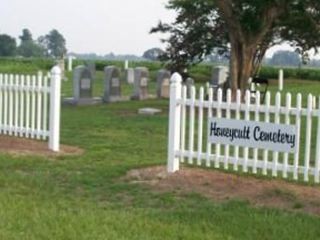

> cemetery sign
[208,118,297,153]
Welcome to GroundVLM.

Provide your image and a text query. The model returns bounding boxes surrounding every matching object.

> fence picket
[31,76,36,138]
[233,89,241,171]
[197,87,204,166]
[36,73,43,139]
[8,75,13,136]
[304,94,313,182]
[294,94,302,180]
[263,92,271,175]
[188,86,196,164]
[215,89,223,168]
[253,91,260,174]
[243,90,251,172]
[206,88,213,167]
[224,89,232,170]
[25,76,31,138]
[3,74,8,134]
[283,93,291,178]
[272,92,281,177]
[0,74,3,134]
[14,75,19,136]
[42,76,48,140]
[315,96,320,183]
[19,76,25,137]
[167,72,182,172]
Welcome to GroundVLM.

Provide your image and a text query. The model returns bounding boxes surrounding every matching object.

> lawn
[0,66,319,239]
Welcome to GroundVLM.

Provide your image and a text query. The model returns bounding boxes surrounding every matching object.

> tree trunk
[229,38,256,98]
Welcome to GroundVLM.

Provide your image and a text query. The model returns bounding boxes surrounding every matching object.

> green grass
[0,99,319,239]
[0,61,319,238]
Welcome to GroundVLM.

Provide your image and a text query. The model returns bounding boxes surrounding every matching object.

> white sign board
[208,118,297,153]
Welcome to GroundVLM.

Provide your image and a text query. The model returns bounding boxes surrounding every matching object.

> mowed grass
[0,67,319,238]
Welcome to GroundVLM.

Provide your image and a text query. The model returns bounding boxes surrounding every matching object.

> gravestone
[73,65,93,104]
[125,68,134,84]
[131,67,149,100]
[103,66,121,102]
[210,66,229,88]
[57,59,65,77]
[156,69,171,98]
[185,77,195,97]
[85,61,96,79]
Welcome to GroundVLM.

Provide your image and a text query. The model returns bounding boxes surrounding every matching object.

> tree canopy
[19,29,33,43]
[269,50,301,66]
[0,29,67,58]
[0,34,17,57]
[142,48,165,61]
[18,29,46,58]
[152,0,320,92]
[43,29,67,58]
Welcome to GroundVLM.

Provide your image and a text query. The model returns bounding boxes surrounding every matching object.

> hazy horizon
[2,0,319,58]
[1,0,175,56]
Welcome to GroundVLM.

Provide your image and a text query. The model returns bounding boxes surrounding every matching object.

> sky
[1,0,176,56]
[1,0,317,58]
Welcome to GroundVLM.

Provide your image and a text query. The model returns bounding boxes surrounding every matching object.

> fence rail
[0,66,61,151]
[167,72,320,183]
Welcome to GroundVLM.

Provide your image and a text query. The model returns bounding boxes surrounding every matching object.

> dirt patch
[0,135,84,157]
[124,166,320,216]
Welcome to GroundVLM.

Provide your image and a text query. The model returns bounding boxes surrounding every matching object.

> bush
[259,66,320,81]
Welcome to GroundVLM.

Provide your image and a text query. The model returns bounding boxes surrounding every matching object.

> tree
[18,41,46,58]
[40,29,67,58]
[152,0,320,93]
[142,48,165,61]
[19,29,33,43]
[0,34,17,56]
[269,50,301,66]
[17,29,46,57]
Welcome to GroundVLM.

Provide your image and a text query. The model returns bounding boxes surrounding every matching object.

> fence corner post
[49,65,61,152]
[167,72,182,173]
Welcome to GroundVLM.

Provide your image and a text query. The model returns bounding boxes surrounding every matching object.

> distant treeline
[0,57,320,82]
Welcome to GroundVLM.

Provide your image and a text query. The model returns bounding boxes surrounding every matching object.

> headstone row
[71,66,173,105]
[69,65,232,105]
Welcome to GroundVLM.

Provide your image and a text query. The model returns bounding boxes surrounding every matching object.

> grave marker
[211,66,229,88]
[185,77,195,97]
[85,61,96,79]
[73,66,93,104]
[131,67,149,100]
[103,66,121,102]
[125,68,134,84]
[157,69,171,98]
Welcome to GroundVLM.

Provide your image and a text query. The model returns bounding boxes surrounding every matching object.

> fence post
[278,69,284,91]
[67,56,72,72]
[167,72,182,173]
[49,66,61,152]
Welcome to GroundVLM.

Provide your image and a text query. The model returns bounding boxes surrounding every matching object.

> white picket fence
[0,66,62,151]
[167,73,320,183]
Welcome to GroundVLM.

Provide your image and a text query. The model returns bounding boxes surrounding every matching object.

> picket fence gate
[0,66,62,151]
[167,73,320,183]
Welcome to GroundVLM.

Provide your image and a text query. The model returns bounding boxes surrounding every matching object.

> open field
[0,61,319,239]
